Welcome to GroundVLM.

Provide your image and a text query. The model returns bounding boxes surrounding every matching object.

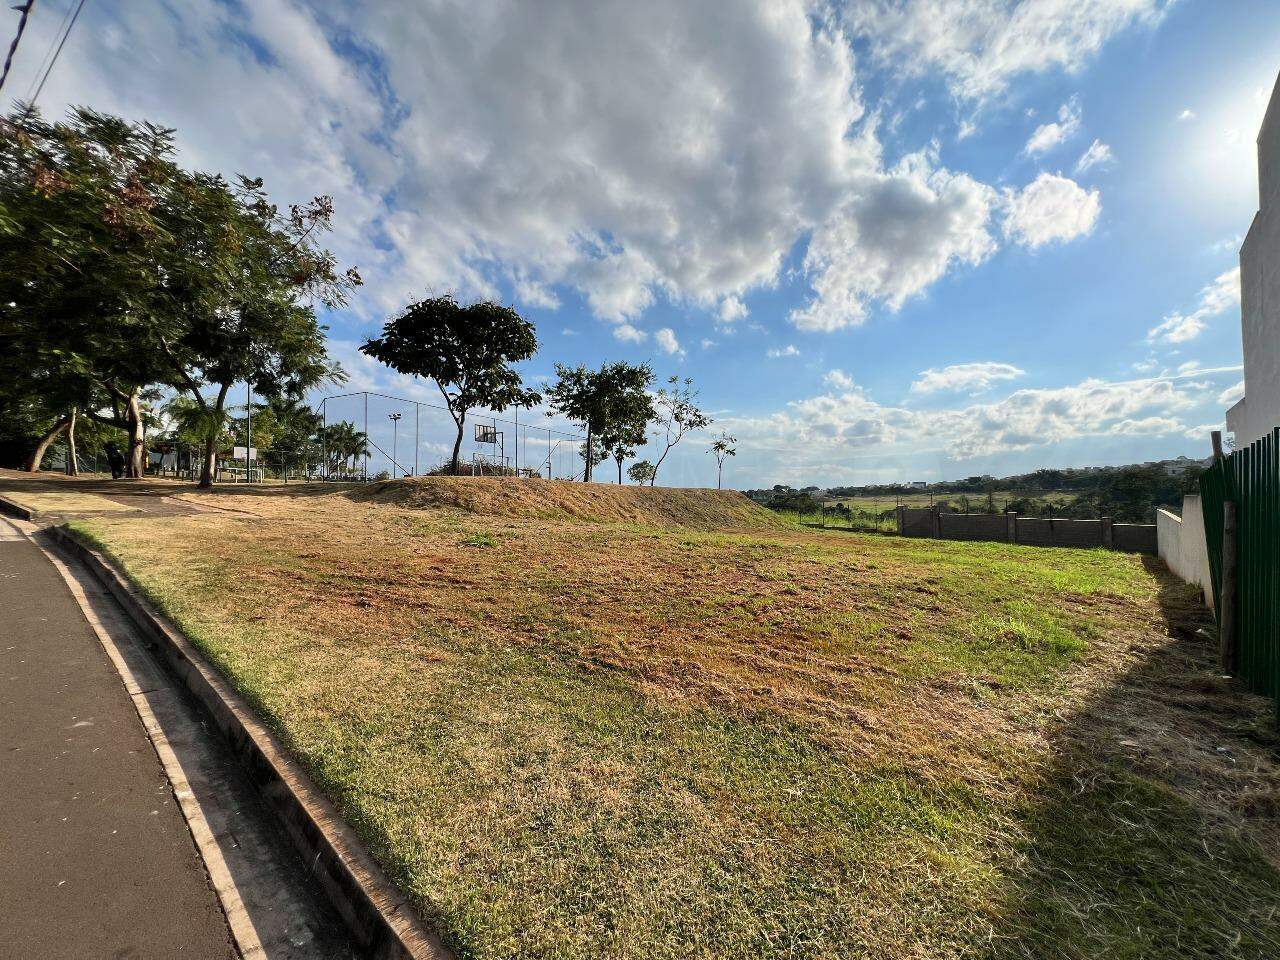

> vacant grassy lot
[68,477,1280,959]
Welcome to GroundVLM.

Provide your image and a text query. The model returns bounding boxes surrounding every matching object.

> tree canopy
[361,296,540,475]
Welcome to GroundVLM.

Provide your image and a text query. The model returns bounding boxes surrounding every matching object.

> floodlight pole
[389,412,402,479]
[363,392,369,482]
[514,405,519,476]
[321,398,327,481]
[413,402,419,477]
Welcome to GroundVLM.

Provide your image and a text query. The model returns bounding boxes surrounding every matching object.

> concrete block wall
[896,506,1157,555]
[1157,494,1215,610]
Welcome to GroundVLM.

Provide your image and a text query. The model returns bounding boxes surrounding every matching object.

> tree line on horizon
[0,105,737,488]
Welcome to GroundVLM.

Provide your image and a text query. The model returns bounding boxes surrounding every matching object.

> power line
[23,0,73,102]
[29,0,86,107]
[0,1,37,95]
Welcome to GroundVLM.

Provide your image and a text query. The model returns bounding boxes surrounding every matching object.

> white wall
[1157,493,1214,611]
[1228,71,1280,447]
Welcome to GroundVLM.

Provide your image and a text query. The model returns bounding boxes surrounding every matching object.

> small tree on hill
[627,460,656,485]
[649,376,710,486]
[361,297,540,475]
[709,431,737,489]
[546,361,653,483]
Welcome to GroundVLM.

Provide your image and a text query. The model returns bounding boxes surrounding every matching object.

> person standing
[105,442,125,480]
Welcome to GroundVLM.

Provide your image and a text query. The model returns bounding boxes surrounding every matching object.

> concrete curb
[52,525,452,960]
[0,494,37,520]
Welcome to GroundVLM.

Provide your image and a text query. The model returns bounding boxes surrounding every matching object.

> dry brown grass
[63,478,1280,959]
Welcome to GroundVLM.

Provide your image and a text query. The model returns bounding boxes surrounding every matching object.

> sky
[4,0,1279,489]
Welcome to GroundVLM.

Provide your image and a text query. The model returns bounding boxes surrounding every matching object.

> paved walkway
[0,516,235,959]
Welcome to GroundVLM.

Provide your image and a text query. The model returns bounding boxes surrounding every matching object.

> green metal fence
[1199,426,1280,707]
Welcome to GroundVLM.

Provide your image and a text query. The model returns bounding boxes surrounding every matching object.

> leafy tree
[317,420,368,476]
[361,297,540,475]
[0,107,182,476]
[546,361,653,483]
[649,376,711,486]
[708,431,737,490]
[159,182,357,487]
[627,460,656,485]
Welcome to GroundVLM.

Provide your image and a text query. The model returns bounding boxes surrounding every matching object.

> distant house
[908,481,928,489]
[1226,71,1280,446]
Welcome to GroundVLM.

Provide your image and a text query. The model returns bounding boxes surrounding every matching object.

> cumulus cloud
[655,327,684,356]
[825,369,855,389]
[911,361,1026,395]
[20,0,1131,347]
[725,370,1210,463]
[1002,173,1101,248]
[1075,139,1114,173]
[1219,380,1245,406]
[717,296,748,324]
[767,345,801,358]
[848,0,1173,101]
[1025,98,1082,155]
[613,323,647,344]
[1147,267,1241,345]
[1178,108,1196,121]
[791,151,998,331]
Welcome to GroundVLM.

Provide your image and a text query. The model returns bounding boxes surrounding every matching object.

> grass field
[67,477,1280,959]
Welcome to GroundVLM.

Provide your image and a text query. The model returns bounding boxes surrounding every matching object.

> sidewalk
[0,516,234,959]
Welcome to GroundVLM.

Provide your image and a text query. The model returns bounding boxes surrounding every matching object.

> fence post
[1221,500,1238,673]
[1006,511,1017,543]
[930,506,941,539]
[1101,516,1114,549]
[896,505,905,535]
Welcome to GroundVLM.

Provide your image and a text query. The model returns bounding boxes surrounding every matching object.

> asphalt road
[0,516,235,959]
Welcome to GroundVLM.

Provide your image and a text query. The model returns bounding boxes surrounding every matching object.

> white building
[1226,71,1280,446]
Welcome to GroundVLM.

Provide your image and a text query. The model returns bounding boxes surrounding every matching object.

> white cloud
[1002,173,1101,248]
[824,369,855,389]
[767,345,801,358]
[791,150,998,331]
[700,338,716,350]
[1075,139,1114,173]
[725,370,1210,463]
[655,327,684,356]
[848,1,1172,101]
[1025,98,1082,155]
[1219,380,1245,406]
[1147,267,1241,345]
[613,323,647,344]
[911,361,1026,395]
[19,0,1159,344]
[1178,108,1196,121]
[717,296,748,324]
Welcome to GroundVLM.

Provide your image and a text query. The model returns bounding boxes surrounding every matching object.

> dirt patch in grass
[3,490,141,514]
[72,485,1280,959]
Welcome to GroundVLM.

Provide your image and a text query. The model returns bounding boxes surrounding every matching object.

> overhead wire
[29,0,87,107]
[22,0,74,102]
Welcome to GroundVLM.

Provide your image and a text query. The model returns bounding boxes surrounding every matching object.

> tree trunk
[66,407,79,476]
[617,456,623,484]
[196,383,231,489]
[125,389,145,478]
[24,415,71,472]
[450,410,466,476]
[199,435,218,489]
[584,424,593,482]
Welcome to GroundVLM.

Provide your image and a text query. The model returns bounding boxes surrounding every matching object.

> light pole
[389,412,402,479]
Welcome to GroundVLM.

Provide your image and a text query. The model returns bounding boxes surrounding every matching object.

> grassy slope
[73,482,1280,959]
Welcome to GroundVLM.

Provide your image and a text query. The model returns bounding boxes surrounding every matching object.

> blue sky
[6,0,1279,488]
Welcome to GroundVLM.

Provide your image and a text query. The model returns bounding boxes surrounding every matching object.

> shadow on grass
[991,557,1280,958]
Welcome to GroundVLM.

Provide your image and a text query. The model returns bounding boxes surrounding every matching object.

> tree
[649,376,711,486]
[708,431,737,490]
[0,107,183,477]
[546,361,653,483]
[159,182,357,488]
[361,297,540,475]
[627,460,656,485]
